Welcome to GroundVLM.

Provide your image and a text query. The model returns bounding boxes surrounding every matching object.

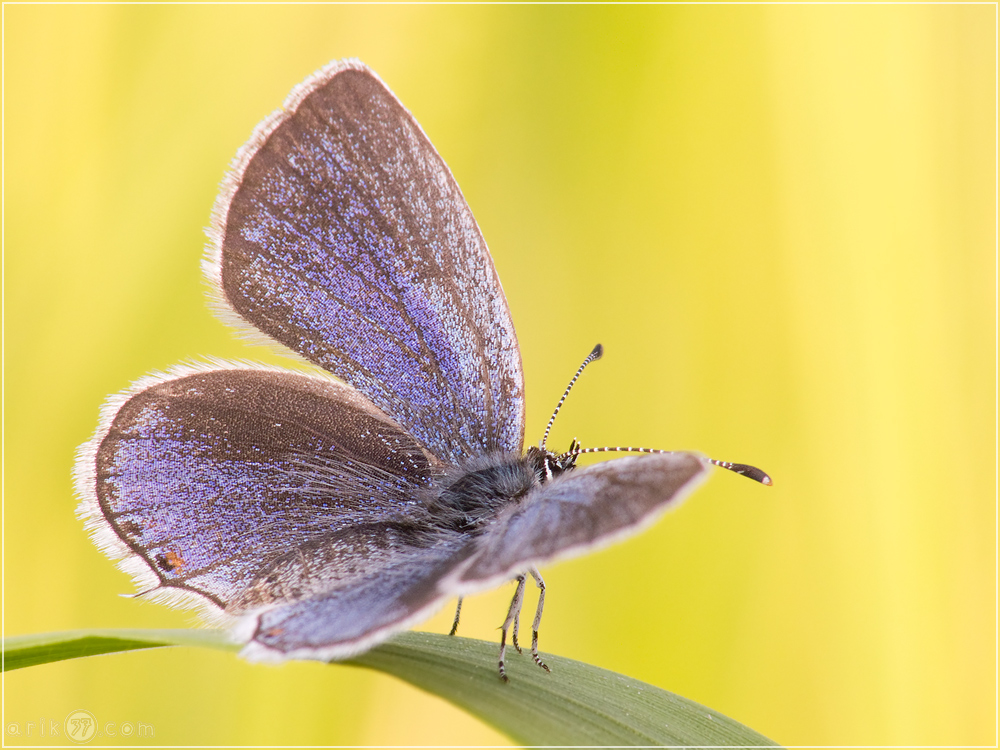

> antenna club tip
[591,343,604,359]
[711,459,772,485]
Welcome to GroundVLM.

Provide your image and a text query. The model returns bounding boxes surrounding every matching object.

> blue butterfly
[76,59,770,681]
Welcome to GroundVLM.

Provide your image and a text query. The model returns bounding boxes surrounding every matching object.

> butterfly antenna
[540,344,604,450]
[558,445,773,486]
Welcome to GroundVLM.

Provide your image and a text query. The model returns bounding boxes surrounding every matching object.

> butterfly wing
[237,533,475,662]
[452,453,710,590]
[207,59,524,465]
[75,365,451,622]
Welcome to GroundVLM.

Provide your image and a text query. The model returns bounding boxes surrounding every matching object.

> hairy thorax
[425,447,577,532]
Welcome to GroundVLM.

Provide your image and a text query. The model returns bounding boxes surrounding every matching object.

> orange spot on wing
[155,550,186,573]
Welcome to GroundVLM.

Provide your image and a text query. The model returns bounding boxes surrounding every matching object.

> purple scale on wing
[241,172,472,403]
[212,62,524,464]
[92,367,439,610]
[233,208,477,436]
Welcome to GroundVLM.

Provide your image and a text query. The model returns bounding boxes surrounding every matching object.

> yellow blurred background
[4,5,993,746]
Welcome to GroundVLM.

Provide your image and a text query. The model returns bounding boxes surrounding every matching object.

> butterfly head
[525,439,580,484]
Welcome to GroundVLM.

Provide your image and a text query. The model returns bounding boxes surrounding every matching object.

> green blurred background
[5,4,993,746]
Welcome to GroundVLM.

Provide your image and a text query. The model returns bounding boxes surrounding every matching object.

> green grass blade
[3,629,778,746]
[2,628,237,670]
[350,631,779,746]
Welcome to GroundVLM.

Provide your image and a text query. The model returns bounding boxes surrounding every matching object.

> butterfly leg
[528,568,550,672]
[449,597,463,636]
[498,574,526,682]
[511,607,522,654]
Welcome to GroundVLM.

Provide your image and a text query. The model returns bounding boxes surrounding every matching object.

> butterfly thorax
[429,455,534,532]
[428,446,577,533]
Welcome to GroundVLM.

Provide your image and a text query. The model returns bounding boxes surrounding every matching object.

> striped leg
[448,597,463,636]
[529,568,550,672]
[498,574,526,682]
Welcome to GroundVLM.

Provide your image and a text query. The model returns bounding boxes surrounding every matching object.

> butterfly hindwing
[239,533,475,661]
[208,60,524,465]
[77,365,444,620]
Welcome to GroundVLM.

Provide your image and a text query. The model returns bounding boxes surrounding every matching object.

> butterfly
[76,59,771,681]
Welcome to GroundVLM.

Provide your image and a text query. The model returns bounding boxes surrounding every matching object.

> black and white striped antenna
[557,444,772,485]
[539,343,603,451]
[541,344,772,486]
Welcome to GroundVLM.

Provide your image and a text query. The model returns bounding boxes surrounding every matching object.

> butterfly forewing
[81,366,439,617]
[454,453,710,590]
[209,60,524,465]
